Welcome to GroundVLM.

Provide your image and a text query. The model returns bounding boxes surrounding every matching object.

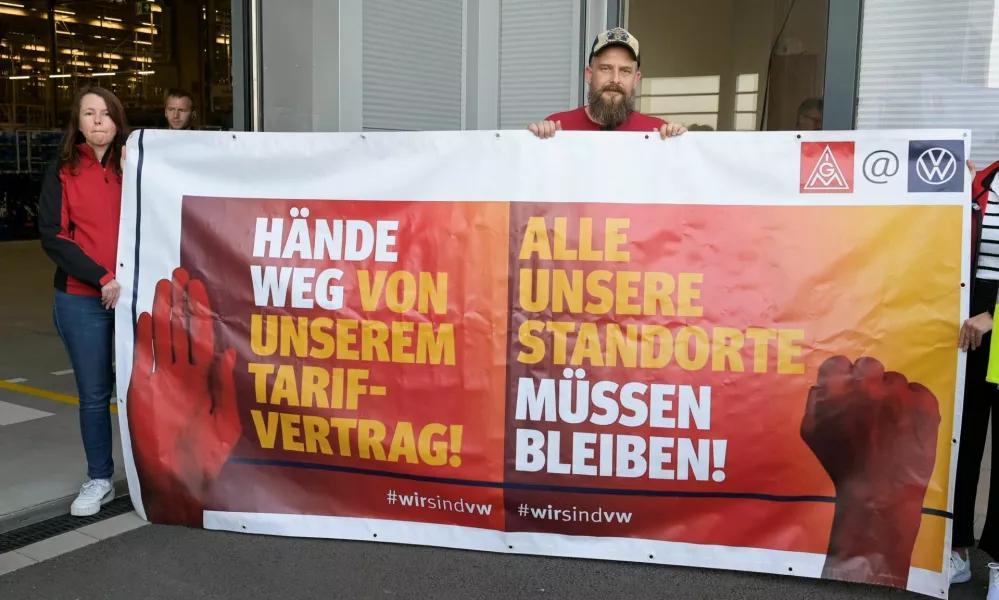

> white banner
[115,129,970,598]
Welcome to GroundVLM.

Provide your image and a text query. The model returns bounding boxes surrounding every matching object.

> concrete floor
[1,523,995,600]
[0,241,127,532]
[0,240,994,599]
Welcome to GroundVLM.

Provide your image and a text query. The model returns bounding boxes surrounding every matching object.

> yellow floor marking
[0,380,118,414]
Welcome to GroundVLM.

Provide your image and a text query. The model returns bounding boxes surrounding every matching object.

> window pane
[500,0,580,129]
[626,0,828,131]
[0,0,232,131]
[643,75,720,95]
[643,93,720,114]
[663,113,719,129]
[734,113,758,131]
[260,0,319,131]
[737,73,760,93]
[856,0,999,162]
[364,0,464,131]
[735,92,757,112]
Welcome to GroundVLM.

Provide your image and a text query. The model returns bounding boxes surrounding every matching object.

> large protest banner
[114,129,970,598]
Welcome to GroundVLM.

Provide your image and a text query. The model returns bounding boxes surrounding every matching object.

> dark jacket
[38,143,122,297]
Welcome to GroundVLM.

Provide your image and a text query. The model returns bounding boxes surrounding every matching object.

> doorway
[0,0,235,528]
[624,0,829,132]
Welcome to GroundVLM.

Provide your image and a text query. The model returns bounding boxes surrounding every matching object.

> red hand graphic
[127,267,240,526]
[801,356,940,588]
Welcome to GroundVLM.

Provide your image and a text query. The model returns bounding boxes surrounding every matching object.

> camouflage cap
[589,27,640,67]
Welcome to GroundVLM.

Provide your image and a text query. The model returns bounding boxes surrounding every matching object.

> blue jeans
[53,290,114,480]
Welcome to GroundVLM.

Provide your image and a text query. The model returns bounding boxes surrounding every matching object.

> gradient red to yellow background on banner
[179,197,511,526]
[503,203,961,572]
[174,197,960,573]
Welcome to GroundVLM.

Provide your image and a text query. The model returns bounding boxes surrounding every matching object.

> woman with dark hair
[38,86,129,517]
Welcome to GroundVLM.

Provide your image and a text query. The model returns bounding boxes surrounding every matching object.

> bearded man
[528,27,686,139]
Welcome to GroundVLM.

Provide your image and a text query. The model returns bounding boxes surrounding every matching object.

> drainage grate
[0,496,135,553]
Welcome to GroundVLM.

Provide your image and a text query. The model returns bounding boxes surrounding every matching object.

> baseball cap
[589,27,640,67]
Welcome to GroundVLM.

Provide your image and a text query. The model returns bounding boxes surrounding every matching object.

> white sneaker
[950,550,971,584]
[70,479,114,517]
[988,563,999,600]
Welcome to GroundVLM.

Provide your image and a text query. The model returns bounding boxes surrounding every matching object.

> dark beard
[587,85,634,129]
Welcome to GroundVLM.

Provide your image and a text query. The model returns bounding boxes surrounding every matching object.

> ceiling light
[91,19,124,30]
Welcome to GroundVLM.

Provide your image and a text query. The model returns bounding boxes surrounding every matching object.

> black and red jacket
[972,160,999,286]
[38,143,122,297]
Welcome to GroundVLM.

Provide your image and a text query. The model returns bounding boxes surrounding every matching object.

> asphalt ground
[0,523,993,600]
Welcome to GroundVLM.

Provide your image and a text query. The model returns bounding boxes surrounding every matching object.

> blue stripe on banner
[227,457,953,519]
[130,129,145,338]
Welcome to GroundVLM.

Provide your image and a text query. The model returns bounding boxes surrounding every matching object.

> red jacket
[38,143,122,296]
[972,160,999,287]
[545,106,668,131]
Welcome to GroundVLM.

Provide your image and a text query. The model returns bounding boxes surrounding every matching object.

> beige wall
[626,0,827,130]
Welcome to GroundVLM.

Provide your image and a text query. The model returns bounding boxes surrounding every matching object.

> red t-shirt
[545,106,667,131]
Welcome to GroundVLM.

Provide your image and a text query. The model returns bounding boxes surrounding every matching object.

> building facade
[229,0,996,162]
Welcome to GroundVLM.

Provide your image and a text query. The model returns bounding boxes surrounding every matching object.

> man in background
[165,89,196,130]
[796,97,823,131]
[528,27,686,139]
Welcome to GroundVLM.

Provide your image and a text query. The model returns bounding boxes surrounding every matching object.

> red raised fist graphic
[801,356,940,588]
[127,267,240,526]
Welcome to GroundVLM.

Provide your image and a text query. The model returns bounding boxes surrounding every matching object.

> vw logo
[916,148,958,185]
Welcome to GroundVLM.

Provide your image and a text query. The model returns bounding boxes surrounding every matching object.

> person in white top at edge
[952,157,999,599]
